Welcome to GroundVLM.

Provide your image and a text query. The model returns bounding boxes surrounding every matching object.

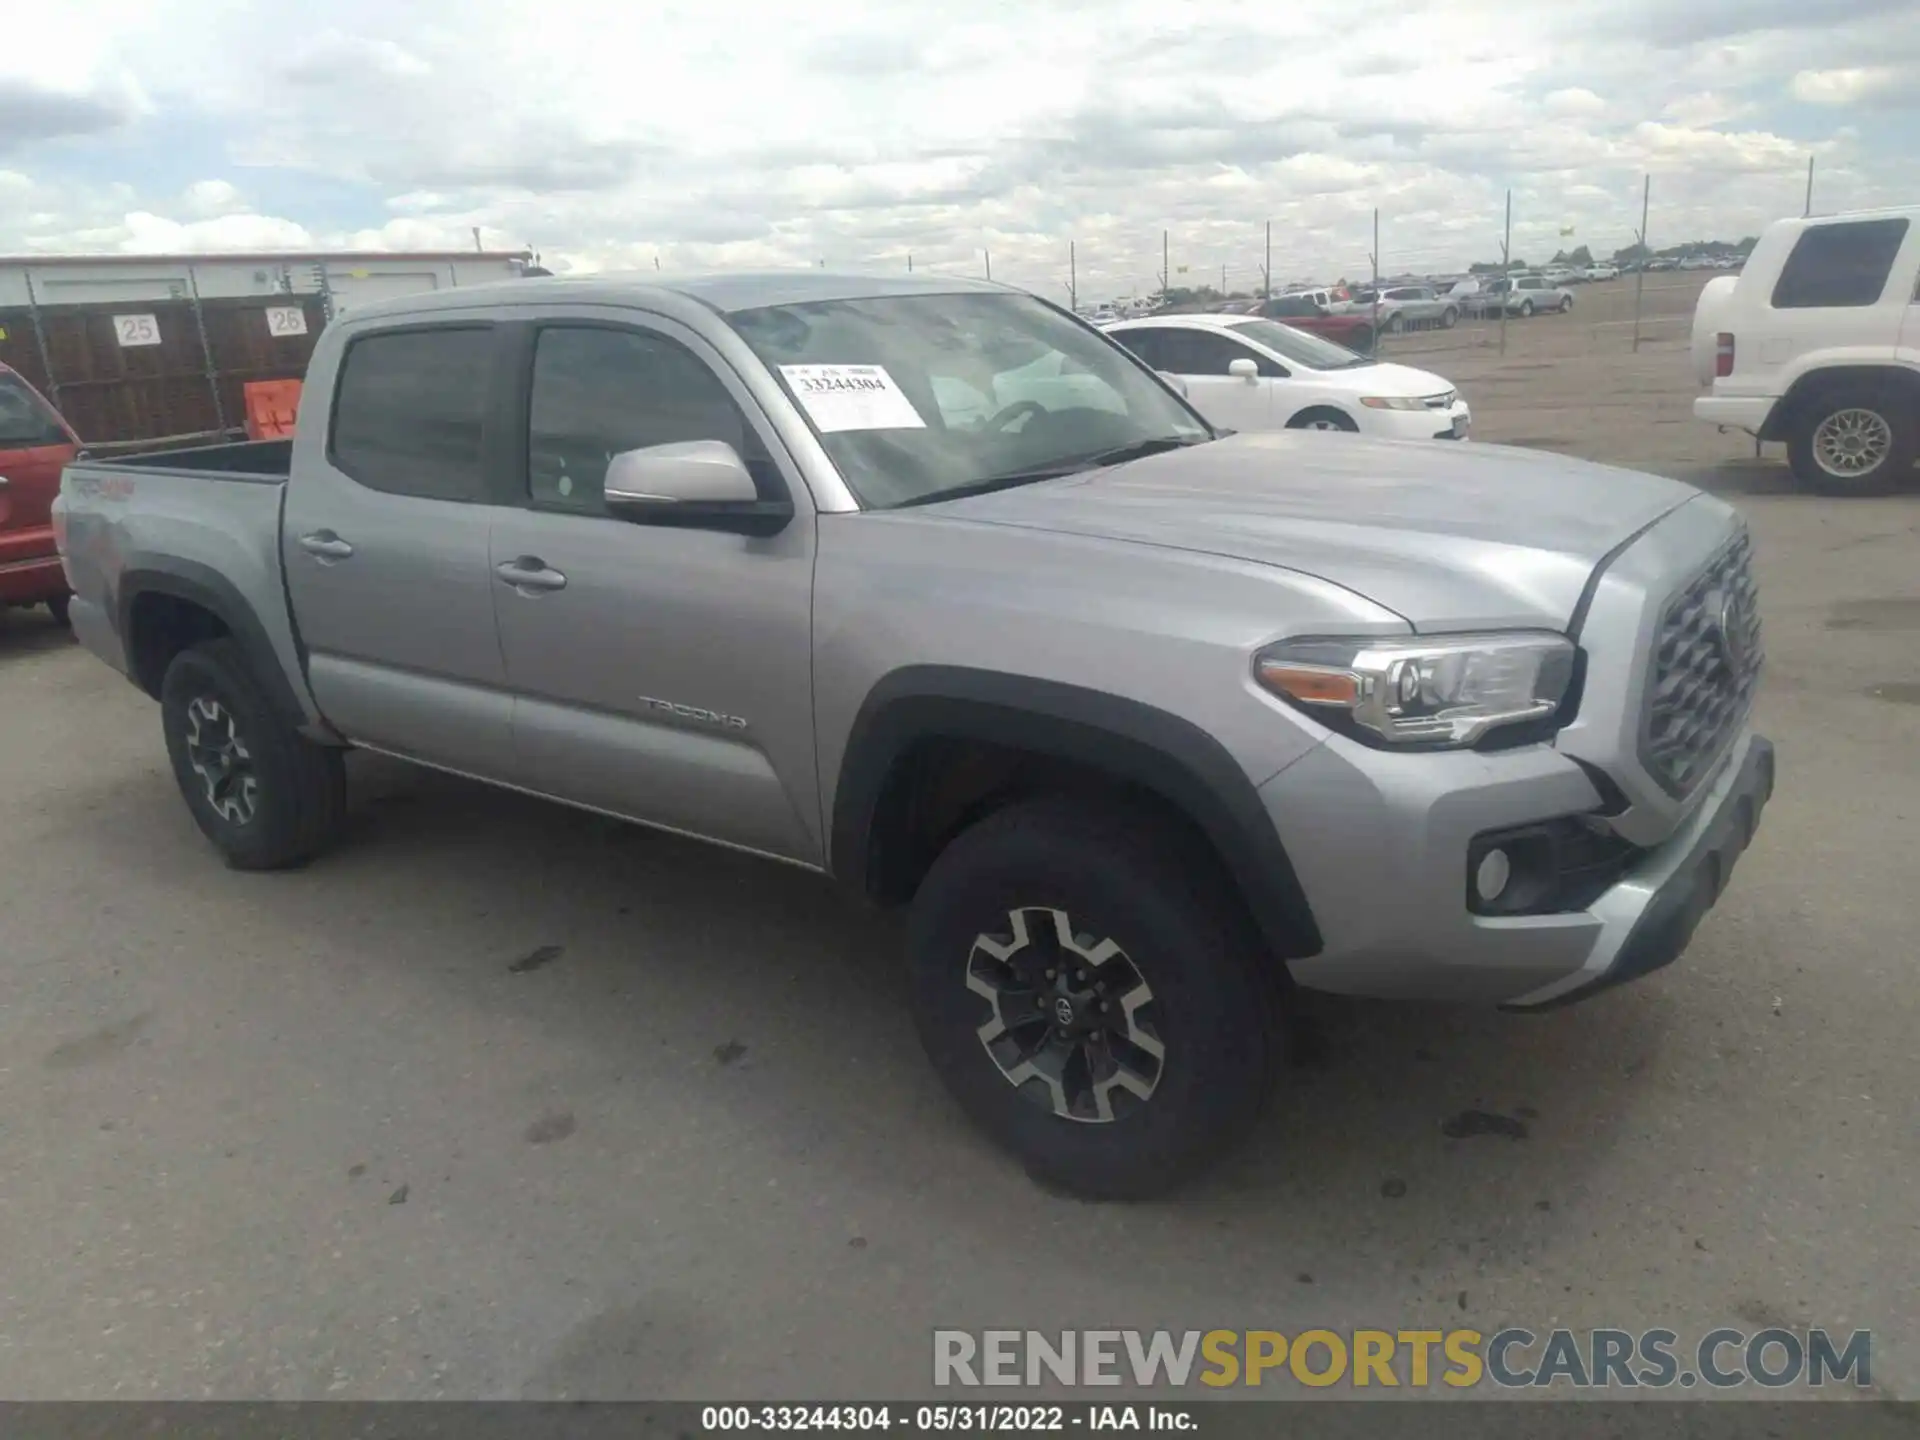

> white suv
[1693,205,1920,495]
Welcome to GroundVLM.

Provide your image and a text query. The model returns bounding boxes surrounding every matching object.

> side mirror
[1156,370,1190,397]
[603,440,792,537]
[1228,357,1260,383]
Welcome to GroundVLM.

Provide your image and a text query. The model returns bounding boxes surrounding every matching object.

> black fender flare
[116,557,309,725]
[830,666,1322,960]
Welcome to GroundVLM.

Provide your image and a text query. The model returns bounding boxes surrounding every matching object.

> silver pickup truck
[54,272,1772,1198]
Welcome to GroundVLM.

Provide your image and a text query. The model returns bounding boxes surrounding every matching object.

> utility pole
[1499,189,1512,357]
[1264,220,1272,301]
[907,252,913,272]
[1632,174,1651,353]
[1370,208,1381,353]
[1805,155,1815,217]
[1162,230,1170,297]
[470,226,483,253]
[984,250,992,281]
[1221,261,1227,296]
[1069,241,1077,312]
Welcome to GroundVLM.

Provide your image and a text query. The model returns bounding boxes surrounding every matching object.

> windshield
[1227,319,1372,370]
[728,291,1211,509]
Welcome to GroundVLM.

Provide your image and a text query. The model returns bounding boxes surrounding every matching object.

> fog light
[1475,848,1512,903]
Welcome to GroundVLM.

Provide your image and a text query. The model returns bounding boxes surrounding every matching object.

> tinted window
[0,374,69,447]
[1110,328,1170,369]
[1156,330,1263,376]
[527,326,771,515]
[331,327,491,500]
[1771,219,1911,309]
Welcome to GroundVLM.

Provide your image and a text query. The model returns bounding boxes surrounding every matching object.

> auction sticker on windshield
[780,364,927,433]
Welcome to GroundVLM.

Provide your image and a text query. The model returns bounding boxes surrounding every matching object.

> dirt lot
[2,317,1917,1405]
[1380,273,1774,480]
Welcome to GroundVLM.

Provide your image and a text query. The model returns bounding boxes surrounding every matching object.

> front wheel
[44,593,70,627]
[1558,296,1574,313]
[1287,407,1360,433]
[907,798,1276,1199]
[1385,311,1404,334]
[1788,394,1916,497]
[1518,299,1535,318]
[1441,307,1459,329]
[160,638,348,870]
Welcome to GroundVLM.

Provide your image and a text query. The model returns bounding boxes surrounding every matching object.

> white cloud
[180,179,245,218]
[1543,88,1609,118]
[1789,67,1902,105]
[1,0,1915,295]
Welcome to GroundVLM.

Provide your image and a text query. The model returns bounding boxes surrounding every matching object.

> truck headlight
[1255,632,1578,748]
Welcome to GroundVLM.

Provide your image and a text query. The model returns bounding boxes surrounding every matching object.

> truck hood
[937,431,1701,631]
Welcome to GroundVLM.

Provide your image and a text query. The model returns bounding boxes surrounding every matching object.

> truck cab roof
[340,270,1013,326]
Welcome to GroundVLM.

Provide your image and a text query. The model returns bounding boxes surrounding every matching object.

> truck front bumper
[1264,728,1773,1008]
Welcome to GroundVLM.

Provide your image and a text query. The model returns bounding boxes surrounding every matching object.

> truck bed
[55,441,315,728]
[71,438,293,482]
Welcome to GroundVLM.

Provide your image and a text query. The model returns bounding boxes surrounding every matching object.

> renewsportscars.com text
[933,1327,1872,1391]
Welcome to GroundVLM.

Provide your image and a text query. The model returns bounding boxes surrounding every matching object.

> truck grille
[1642,529,1763,793]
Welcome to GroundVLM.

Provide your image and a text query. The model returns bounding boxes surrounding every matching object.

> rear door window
[1109,328,1170,369]
[1771,219,1911,309]
[330,326,494,501]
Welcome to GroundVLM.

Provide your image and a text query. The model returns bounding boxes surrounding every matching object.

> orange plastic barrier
[243,379,303,440]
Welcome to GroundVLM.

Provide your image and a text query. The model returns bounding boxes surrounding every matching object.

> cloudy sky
[3,0,1916,300]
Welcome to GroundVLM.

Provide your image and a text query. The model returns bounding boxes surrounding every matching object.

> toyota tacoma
[53,272,1773,1198]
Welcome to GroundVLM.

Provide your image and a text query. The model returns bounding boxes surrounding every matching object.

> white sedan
[1104,313,1470,441]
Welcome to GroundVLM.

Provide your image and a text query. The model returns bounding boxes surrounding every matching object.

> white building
[0,248,536,314]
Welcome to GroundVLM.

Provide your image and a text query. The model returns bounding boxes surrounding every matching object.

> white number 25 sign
[113,314,162,347]
[265,305,309,338]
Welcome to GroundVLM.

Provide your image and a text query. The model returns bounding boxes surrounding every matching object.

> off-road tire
[160,638,347,870]
[906,796,1278,1199]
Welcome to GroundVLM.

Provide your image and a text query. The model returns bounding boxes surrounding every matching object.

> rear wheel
[1558,296,1574,313]
[1787,392,1916,497]
[1441,307,1459,329]
[906,798,1277,1199]
[160,638,347,870]
[1385,311,1404,334]
[1518,299,1535,318]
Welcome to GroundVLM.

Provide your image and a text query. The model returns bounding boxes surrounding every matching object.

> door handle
[299,531,354,561]
[495,557,568,593]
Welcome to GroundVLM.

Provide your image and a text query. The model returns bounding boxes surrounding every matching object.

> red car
[1252,294,1378,352]
[0,363,80,625]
